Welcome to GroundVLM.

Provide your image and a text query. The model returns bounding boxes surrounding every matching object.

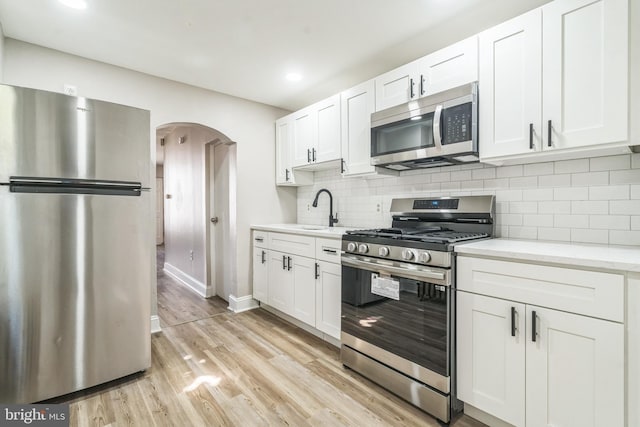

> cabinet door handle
[511,307,517,337]
[547,120,553,147]
[529,123,534,150]
[312,148,316,162]
[532,310,538,342]
[287,256,292,271]
[254,237,264,242]
[341,159,346,174]
[285,168,290,181]
[420,75,425,96]
[410,78,415,98]
[315,262,320,279]
[282,255,286,270]
[261,250,266,264]
[307,148,311,163]
[322,248,338,255]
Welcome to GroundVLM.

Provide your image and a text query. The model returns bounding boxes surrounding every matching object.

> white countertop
[251,223,360,239]
[455,238,640,273]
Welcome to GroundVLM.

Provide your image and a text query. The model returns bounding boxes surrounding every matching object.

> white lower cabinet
[457,256,625,427]
[252,230,342,341]
[315,261,341,339]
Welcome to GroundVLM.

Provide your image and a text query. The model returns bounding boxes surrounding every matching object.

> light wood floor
[58,247,486,426]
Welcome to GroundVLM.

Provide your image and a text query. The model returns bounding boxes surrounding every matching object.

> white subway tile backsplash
[555,159,589,174]
[538,174,571,188]
[589,215,630,230]
[472,168,496,180]
[610,169,640,185]
[589,185,629,200]
[538,201,571,214]
[538,227,571,242]
[554,187,588,201]
[571,201,609,215]
[496,165,523,178]
[571,171,609,187]
[510,202,538,214]
[296,154,638,246]
[509,176,538,188]
[509,226,538,239]
[609,230,640,246]
[523,188,554,201]
[571,229,609,244]
[610,200,640,215]
[590,155,630,171]
[524,162,554,176]
[555,214,589,228]
[523,214,554,227]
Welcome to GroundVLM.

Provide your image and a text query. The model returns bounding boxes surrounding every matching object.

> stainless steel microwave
[370,82,478,171]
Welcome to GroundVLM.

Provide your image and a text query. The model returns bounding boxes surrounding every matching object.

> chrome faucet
[312,188,338,227]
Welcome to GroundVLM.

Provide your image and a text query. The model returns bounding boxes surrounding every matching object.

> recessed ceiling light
[285,72,302,82]
[59,0,87,10]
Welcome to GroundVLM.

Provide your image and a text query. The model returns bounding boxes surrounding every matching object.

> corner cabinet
[456,256,625,427]
[251,230,342,341]
[374,36,478,112]
[480,0,629,163]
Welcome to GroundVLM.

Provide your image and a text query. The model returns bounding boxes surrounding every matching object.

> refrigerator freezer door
[0,84,150,186]
[0,191,152,403]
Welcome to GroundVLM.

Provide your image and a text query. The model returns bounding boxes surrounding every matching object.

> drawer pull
[255,237,264,242]
[322,248,338,255]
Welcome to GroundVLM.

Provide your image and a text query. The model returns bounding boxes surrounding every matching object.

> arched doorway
[156,122,236,304]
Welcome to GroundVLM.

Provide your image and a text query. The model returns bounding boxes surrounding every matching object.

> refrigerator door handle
[8,176,143,196]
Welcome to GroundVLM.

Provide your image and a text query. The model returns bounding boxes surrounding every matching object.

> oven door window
[341,265,448,377]
[371,112,435,157]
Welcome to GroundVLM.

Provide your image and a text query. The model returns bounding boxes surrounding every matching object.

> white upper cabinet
[291,94,341,168]
[374,61,419,112]
[479,9,542,159]
[275,115,313,186]
[374,37,478,112]
[341,80,376,176]
[418,36,478,97]
[542,0,628,150]
[480,0,629,162]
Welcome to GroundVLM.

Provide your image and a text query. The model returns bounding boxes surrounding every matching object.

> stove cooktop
[346,228,489,244]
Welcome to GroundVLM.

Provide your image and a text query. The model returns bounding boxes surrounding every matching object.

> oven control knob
[378,247,390,257]
[419,252,432,263]
[401,249,416,261]
[358,244,369,254]
[347,242,357,252]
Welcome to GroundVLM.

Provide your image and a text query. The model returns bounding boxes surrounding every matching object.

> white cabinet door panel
[542,0,628,149]
[526,305,624,427]
[268,252,293,315]
[457,292,525,427]
[479,9,542,159]
[292,108,315,167]
[374,61,418,111]
[275,118,291,184]
[252,248,268,302]
[315,94,341,163]
[419,36,478,97]
[341,80,376,176]
[292,256,315,326]
[315,261,341,339]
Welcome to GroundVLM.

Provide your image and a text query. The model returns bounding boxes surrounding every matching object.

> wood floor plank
[60,250,487,426]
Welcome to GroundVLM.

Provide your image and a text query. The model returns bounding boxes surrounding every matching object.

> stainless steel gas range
[340,195,495,424]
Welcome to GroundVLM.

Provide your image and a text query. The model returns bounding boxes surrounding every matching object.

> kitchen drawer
[269,232,315,259]
[315,238,341,264]
[457,256,624,322]
[253,230,268,249]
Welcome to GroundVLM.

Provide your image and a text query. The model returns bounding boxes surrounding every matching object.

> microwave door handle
[433,104,443,150]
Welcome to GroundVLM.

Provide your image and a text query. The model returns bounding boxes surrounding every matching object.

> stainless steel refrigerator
[0,84,152,403]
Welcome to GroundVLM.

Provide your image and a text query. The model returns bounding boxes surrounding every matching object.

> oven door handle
[341,257,448,284]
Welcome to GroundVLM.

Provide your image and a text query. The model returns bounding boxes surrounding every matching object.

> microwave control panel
[442,103,472,145]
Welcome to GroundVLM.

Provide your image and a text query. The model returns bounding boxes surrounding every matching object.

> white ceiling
[0,0,550,111]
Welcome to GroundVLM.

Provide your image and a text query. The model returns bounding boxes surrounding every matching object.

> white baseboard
[163,263,208,297]
[150,315,162,334]
[228,294,259,313]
